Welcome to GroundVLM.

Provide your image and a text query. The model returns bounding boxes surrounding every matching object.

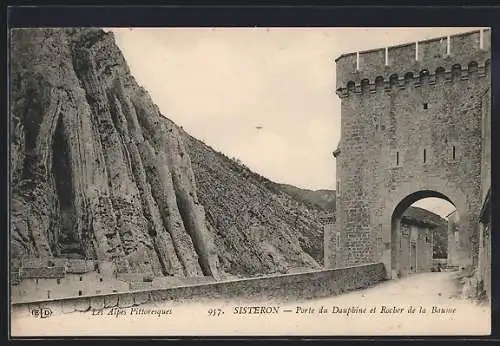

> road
[11,271,490,336]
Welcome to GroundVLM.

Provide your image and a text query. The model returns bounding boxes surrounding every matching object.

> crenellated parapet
[335,29,491,98]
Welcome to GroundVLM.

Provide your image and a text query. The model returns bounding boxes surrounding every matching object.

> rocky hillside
[183,134,325,275]
[273,185,336,211]
[10,28,323,280]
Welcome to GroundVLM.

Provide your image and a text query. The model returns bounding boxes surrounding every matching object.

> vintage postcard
[9,27,491,337]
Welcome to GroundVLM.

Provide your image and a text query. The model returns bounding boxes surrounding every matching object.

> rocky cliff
[10,28,323,280]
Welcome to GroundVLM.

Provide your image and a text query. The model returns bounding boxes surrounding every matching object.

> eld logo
[31,307,52,319]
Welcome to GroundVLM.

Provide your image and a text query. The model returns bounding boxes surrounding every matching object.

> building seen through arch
[395,198,454,277]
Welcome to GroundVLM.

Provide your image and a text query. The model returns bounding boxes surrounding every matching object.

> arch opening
[435,67,445,82]
[361,78,370,92]
[390,191,456,279]
[452,64,462,79]
[404,72,414,84]
[419,69,430,84]
[347,81,355,92]
[468,61,478,74]
[389,74,399,88]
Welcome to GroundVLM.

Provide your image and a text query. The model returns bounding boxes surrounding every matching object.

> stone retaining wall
[12,263,387,313]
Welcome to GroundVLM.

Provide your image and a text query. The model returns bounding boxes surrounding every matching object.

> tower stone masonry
[326,29,491,279]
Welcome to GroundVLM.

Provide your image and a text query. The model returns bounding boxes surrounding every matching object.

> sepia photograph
[9,26,491,336]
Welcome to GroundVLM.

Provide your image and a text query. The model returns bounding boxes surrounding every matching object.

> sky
[107,27,483,217]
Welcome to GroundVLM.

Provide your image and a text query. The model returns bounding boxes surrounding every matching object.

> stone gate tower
[325,29,491,279]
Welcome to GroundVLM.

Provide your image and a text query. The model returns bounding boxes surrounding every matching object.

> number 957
[208,308,223,316]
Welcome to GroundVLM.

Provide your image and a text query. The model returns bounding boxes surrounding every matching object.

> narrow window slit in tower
[452,145,456,160]
[396,151,399,166]
[423,149,427,163]
[423,103,428,110]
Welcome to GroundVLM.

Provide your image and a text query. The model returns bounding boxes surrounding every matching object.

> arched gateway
[325,29,491,279]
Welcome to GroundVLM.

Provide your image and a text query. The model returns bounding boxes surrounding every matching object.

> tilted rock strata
[10,28,215,277]
[10,28,323,278]
[183,133,323,276]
